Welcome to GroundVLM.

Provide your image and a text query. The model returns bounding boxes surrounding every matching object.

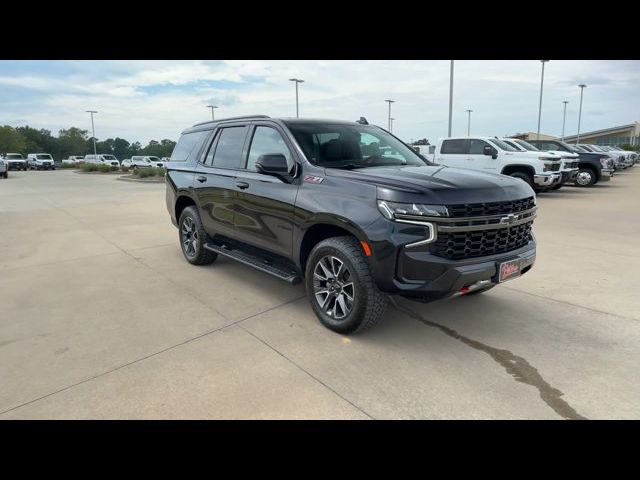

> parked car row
[0,153,172,173]
[414,136,633,190]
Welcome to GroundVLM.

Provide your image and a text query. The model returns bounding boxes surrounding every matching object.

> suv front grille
[447,196,535,218]
[432,222,533,260]
[428,196,535,260]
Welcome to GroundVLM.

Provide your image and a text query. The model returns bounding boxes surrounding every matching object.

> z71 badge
[304,175,324,184]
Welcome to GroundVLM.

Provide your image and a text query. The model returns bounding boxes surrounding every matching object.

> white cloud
[1,60,639,144]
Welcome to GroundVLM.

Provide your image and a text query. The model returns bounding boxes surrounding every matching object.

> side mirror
[255,153,289,176]
[483,145,498,159]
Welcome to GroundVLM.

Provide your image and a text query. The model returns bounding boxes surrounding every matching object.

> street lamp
[390,117,395,133]
[561,101,569,141]
[577,84,587,144]
[207,105,219,120]
[289,78,304,118]
[448,60,454,136]
[536,60,549,140]
[86,110,98,156]
[385,99,395,131]
[466,109,473,136]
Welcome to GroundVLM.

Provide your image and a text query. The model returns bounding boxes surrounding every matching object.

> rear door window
[207,126,248,169]
[441,139,467,154]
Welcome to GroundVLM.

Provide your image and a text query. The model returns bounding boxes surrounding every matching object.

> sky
[1,60,638,144]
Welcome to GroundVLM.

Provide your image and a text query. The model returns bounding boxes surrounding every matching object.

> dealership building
[510,121,640,146]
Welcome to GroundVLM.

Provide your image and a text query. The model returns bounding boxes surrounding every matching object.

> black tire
[550,183,563,191]
[178,206,217,266]
[509,171,534,188]
[305,236,388,334]
[575,168,597,187]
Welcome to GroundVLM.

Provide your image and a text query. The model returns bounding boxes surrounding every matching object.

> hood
[502,150,560,160]
[325,164,534,205]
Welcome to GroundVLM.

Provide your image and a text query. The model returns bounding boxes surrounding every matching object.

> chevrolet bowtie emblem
[500,213,519,225]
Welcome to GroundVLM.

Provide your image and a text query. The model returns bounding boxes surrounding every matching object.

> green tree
[0,125,27,154]
[58,127,89,159]
[16,126,56,156]
[112,137,131,160]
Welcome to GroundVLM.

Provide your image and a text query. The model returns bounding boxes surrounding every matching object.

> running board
[203,243,302,285]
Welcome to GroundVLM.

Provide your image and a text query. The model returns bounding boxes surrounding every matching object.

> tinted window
[441,139,466,154]
[287,123,428,168]
[246,126,292,171]
[469,139,490,154]
[208,127,247,168]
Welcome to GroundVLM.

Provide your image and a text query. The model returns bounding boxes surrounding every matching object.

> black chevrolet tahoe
[166,116,537,333]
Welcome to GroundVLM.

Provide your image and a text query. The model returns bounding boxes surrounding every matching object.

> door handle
[196,175,207,183]
[235,181,250,190]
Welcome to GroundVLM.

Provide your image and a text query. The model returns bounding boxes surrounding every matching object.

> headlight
[600,157,609,168]
[377,200,449,220]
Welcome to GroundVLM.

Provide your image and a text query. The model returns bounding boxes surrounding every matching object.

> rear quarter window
[170,130,209,162]
[441,139,467,154]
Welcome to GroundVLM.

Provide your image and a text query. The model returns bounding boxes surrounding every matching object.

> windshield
[148,157,161,161]
[5,154,24,159]
[488,138,518,151]
[514,140,540,152]
[588,145,605,152]
[102,155,116,160]
[36,154,52,159]
[572,145,588,153]
[503,140,525,151]
[287,123,429,169]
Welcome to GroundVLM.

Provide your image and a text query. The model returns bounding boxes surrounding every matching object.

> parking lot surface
[1,169,639,419]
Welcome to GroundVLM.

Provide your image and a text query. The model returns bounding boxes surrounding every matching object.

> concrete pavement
[1,169,639,419]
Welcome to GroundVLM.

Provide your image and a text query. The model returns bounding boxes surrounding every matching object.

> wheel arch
[501,164,536,177]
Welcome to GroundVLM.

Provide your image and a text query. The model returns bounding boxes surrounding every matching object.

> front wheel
[575,168,597,187]
[305,236,388,334]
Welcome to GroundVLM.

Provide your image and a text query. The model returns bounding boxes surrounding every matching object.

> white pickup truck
[27,153,56,170]
[1,153,28,170]
[84,154,120,167]
[433,136,562,192]
[121,156,166,169]
[501,138,579,190]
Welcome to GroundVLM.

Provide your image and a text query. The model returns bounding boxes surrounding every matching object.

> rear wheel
[178,206,218,266]
[575,168,597,187]
[509,171,533,188]
[305,236,388,334]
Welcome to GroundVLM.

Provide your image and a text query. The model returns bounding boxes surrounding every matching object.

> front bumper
[8,162,27,170]
[560,169,578,184]
[390,240,536,302]
[534,173,561,187]
[600,168,614,181]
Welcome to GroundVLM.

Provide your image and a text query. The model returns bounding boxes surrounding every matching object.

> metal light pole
[390,117,395,133]
[466,109,473,136]
[86,110,97,155]
[561,100,569,141]
[537,60,549,140]
[577,84,587,144]
[385,99,395,131]
[448,60,454,136]
[289,78,304,117]
[207,105,218,120]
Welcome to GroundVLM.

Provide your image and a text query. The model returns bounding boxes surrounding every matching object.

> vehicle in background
[27,153,55,170]
[527,140,613,187]
[84,154,120,167]
[578,145,625,170]
[502,138,579,190]
[598,146,634,168]
[161,157,171,163]
[434,136,562,192]
[122,156,165,169]
[0,158,7,178]
[62,156,84,165]
[1,153,28,170]
[608,146,638,164]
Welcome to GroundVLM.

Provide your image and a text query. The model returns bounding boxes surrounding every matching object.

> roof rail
[193,115,270,127]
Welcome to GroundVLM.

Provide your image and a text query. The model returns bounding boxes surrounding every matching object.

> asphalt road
[1,168,639,419]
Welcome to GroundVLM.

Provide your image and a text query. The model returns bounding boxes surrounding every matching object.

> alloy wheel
[181,217,199,257]
[313,255,355,320]
[576,171,593,186]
